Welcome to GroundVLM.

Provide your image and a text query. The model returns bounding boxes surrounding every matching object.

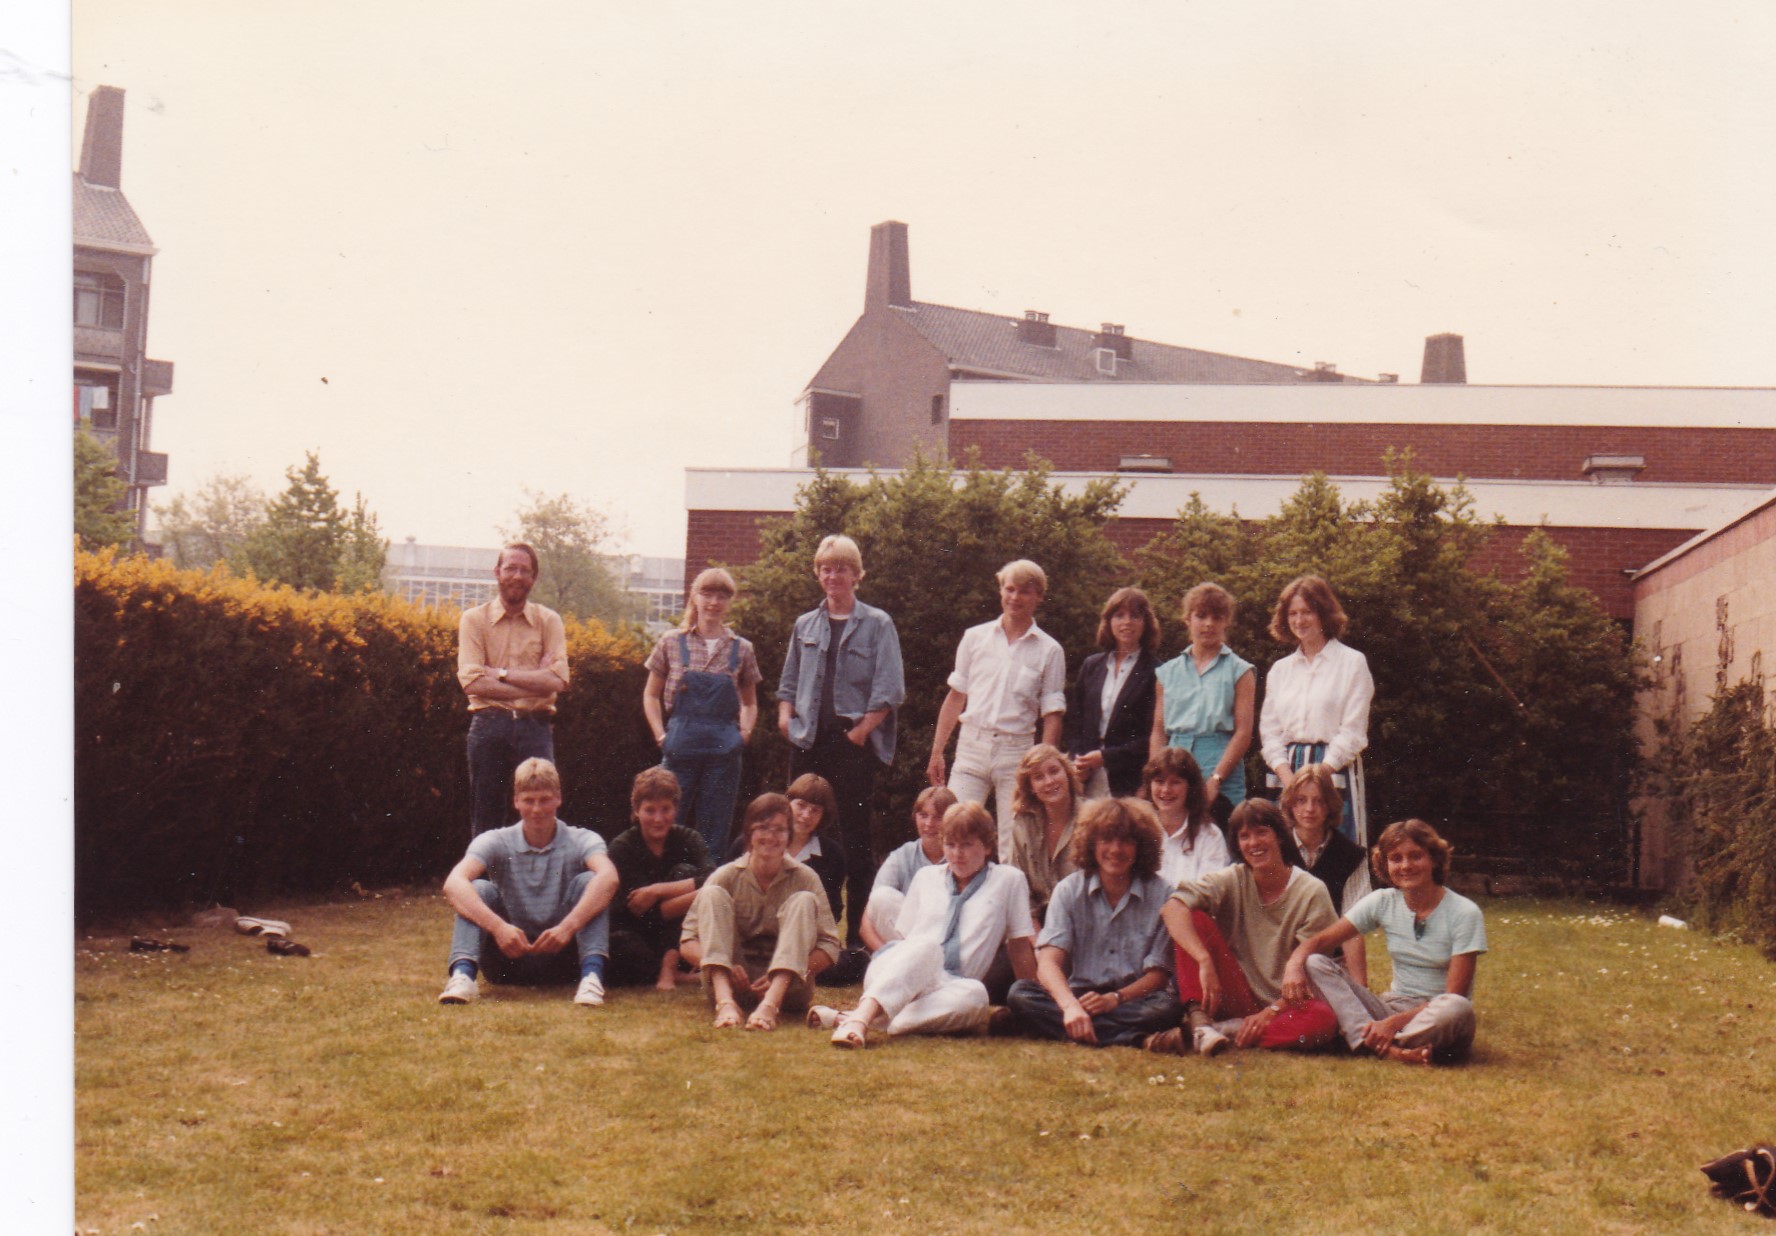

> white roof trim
[685,466,1772,532]
[946,381,1776,429]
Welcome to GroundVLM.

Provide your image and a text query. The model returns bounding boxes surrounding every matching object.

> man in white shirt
[926,560,1067,856]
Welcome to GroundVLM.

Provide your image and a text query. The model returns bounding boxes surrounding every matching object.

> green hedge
[1664,681,1776,957]
[74,549,654,917]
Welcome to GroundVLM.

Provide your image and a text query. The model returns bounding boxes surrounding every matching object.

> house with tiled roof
[74,85,174,543]
[797,220,1369,468]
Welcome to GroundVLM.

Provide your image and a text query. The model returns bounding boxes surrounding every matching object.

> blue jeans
[447,875,609,984]
[467,710,555,837]
[1005,978,1184,1048]
[662,748,743,856]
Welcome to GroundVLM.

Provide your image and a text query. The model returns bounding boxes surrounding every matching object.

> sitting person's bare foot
[1381,1042,1434,1065]
[746,1002,781,1032]
[712,998,743,1029]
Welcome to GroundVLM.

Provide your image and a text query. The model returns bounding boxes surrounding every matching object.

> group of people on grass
[444,535,1486,1065]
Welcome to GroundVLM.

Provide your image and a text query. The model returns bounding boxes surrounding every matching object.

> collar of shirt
[517,824,561,854]
[491,600,539,628]
[793,836,823,861]
[1086,871,1147,913]
[993,618,1047,647]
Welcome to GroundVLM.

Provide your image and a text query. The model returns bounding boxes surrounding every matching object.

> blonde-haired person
[811,802,1038,1047]
[1066,587,1160,800]
[775,534,906,943]
[1150,582,1256,828]
[928,559,1067,856]
[1282,820,1485,1064]
[1004,743,1084,924]
[858,786,957,952]
[439,758,619,1007]
[680,793,842,1030]
[1259,575,1375,843]
[643,567,762,855]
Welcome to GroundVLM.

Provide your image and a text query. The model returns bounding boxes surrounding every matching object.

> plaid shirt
[644,627,762,711]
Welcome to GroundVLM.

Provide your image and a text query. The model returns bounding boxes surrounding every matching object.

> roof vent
[1378,373,1399,384]
[1582,454,1646,485]
[1016,310,1057,348]
[1092,323,1134,360]
[1309,361,1342,382]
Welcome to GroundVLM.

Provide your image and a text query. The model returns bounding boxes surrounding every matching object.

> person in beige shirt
[458,543,570,836]
[680,793,841,1031]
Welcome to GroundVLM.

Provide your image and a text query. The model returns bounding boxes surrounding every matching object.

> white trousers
[863,886,906,947]
[1306,952,1476,1057]
[948,728,1032,857]
[861,938,990,1037]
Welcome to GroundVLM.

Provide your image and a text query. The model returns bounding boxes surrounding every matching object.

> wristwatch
[497,667,509,683]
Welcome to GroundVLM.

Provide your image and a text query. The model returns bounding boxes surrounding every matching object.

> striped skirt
[1265,741,1367,846]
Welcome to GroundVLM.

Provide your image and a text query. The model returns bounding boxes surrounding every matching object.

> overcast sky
[63,1,1776,558]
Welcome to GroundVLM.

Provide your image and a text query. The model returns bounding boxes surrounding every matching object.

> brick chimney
[1016,310,1057,348]
[1421,333,1467,384]
[80,85,127,190]
[1091,323,1133,360]
[865,220,912,311]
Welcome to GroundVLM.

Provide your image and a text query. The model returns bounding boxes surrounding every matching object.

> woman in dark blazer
[1065,588,1160,799]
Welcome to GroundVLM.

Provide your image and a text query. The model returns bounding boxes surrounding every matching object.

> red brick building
[688,222,1776,619]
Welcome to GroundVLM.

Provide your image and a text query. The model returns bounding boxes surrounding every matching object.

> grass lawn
[76,893,1776,1235]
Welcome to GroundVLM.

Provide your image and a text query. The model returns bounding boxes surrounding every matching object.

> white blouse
[1258,638,1374,771]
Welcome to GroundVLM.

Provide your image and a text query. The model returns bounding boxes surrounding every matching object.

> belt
[473,707,553,721]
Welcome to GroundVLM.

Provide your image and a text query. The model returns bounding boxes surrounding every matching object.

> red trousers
[1173,910,1339,1051]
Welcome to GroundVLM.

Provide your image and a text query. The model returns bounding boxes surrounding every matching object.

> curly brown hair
[1070,797,1164,879]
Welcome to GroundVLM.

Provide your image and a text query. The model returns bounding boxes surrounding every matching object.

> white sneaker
[574,973,606,1007]
[1194,1024,1230,1057]
[439,972,478,1004]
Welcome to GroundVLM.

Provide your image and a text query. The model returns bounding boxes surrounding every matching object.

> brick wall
[684,509,780,591]
[951,419,1776,485]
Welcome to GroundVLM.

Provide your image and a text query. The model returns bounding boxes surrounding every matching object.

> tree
[500,491,637,626]
[1133,455,1644,877]
[74,425,135,549]
[153,472,266,570]
[235,452,387,593]
[734,452,1129,849]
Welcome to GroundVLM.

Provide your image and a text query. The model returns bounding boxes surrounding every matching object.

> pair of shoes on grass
[436,971,605,1006]
[235,916,291,938]
[1142,1024,1229,1057]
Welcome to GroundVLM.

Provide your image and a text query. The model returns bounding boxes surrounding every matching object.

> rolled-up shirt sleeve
[869,613,906,712]
[1039,641,1067,717]
[457,606,488,691]
[542,609,570,688]
[946,626,979,696]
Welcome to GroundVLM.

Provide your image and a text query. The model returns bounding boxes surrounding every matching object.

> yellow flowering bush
[75,549,652,915]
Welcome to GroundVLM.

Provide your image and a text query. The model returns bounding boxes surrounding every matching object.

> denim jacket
[776,599,905,764]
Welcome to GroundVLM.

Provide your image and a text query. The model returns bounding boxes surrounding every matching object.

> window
[74,272,126,329]
[77,380,119,432]
[930,394,944,425]
[819,417,841,440]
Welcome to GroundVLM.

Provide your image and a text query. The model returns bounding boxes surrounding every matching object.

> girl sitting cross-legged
[810,801,1038,1048]
[1282,818,1486,1065]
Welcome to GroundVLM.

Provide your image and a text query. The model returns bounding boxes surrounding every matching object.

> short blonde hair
[679,567,737,631]
[996,559,1047,596]
[512,757,561,796]
[813,534,865,578]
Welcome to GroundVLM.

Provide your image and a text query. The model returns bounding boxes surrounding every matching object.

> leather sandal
[830,1016,868,1049]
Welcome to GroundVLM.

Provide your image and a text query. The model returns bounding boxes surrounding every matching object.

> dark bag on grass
[1700,1144,1775,1217]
